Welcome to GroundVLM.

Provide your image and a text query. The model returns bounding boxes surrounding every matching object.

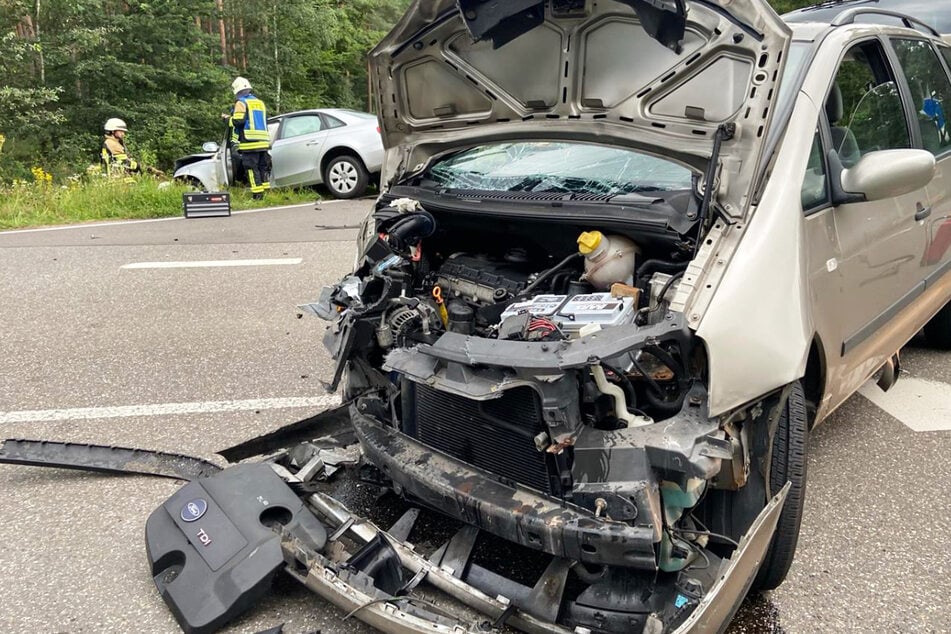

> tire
[324,155,369,199]
[924,302,951,349]
[177,177,206,192]
[751,381,809,591]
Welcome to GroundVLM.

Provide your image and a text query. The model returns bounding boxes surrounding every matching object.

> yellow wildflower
[30,166,53,187]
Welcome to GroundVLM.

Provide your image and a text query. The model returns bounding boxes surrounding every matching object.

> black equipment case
[183,192,231,218]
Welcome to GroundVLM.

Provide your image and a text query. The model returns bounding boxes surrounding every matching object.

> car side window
[280,115,322,140]
[826,41,910,168]
[892,39,951,155]
[322,115,346,129]
[801,129,828,211]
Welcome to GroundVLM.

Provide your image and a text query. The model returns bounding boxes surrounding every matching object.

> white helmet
[231,77,252,95]
[104,118,127,132]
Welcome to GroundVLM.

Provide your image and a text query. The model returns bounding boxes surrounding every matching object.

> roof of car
[785,0,951,34]
[272,108,376,121]
[784,3,949,46]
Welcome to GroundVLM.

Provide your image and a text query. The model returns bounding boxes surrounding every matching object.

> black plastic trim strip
[0,439,221,481]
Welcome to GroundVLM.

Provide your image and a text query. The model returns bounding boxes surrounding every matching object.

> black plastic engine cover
[145,463,327,634]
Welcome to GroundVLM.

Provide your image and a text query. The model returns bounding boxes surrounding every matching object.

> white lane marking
[0,395,342,424]
[0,199,358,235]
[858,377,951,432]
[121,258,302,270]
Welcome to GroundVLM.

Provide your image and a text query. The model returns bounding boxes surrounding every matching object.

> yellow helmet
[104,118,128,132]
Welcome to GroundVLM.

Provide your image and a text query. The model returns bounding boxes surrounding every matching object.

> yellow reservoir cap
[578,231,603,255]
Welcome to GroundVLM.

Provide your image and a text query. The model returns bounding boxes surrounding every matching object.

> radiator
[410,384,553,494]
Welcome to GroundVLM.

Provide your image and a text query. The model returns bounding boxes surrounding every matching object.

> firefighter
[101,118,141,175]
[227,77,271,199]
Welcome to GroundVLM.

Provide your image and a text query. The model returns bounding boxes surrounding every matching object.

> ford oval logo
[181,498,208,523]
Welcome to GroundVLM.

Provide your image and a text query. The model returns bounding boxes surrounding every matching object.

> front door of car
[213,128,232,188]
[270,114,328,187]
[891,38,951,290]
[818,39,928,389]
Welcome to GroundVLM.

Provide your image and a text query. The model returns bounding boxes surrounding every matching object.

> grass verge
[0,175,321,231]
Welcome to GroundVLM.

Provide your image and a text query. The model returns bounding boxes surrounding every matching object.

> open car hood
[370,0,790,213]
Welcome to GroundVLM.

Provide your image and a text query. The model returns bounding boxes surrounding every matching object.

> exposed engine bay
[305,192,791,633]
[319,191,699,419]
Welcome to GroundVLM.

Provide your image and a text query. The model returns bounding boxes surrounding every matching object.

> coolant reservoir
[577,231,639,290]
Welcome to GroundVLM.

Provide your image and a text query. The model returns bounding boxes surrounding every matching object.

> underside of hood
[456,0,691,51]
[369,0,790,214]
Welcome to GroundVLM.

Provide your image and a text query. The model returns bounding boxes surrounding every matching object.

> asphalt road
[1,201,949,634]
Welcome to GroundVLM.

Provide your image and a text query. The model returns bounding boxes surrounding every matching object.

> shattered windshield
[425,142,693,195]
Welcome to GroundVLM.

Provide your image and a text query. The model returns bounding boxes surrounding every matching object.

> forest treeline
[0,0,811,181]
[0,0,411,179]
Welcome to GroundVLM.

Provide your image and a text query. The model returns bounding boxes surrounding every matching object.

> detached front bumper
[0,432,785,634]
[142,454,788,634]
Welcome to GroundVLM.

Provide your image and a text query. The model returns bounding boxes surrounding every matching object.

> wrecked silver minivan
[10,2,951,633]
[313,0,798,631]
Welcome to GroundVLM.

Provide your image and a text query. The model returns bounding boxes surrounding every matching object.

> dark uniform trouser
[241,151,270,195]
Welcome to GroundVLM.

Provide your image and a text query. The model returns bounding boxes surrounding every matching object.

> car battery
[499,295,567,320]
[499,292,636,336]
[557,293,637,335]
[183,192,231,218]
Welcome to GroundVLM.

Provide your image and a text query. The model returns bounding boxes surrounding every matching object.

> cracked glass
[425,142,693,196]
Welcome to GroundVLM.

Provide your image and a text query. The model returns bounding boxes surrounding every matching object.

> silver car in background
[173,108,384,199]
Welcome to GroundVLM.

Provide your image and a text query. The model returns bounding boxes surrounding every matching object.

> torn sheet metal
[217,404,353,463]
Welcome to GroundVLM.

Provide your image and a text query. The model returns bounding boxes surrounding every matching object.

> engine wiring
[669,526,740,550]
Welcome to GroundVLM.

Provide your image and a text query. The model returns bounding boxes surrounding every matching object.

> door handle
[915,203,932,222]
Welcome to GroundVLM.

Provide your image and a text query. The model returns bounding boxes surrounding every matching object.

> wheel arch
[320,147,369,176]
[172,160,217,191]
[174,175,208,191]
[801,334,827,428]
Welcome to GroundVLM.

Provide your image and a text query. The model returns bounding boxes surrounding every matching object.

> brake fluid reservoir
[577,231,639,290]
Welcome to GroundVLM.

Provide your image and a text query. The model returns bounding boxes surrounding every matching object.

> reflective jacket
[101,136,140,174]
[230,94,270,151]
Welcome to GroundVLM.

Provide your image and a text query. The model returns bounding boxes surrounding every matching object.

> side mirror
[838,149,935,203]
[201,141,220,153]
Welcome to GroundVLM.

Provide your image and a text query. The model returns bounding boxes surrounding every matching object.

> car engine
[316,197,692,427]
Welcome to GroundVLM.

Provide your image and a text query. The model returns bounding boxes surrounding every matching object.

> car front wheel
[698,381,808,592]
[924,301,951,349]
[324,155,369,199]
[752,381,809,591]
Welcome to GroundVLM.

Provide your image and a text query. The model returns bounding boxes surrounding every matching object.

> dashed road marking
[121,258,302,270]
[0,395,341,424]
[859,377,951,432]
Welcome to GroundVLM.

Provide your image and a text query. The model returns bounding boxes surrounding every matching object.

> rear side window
[280,115,322,140]
[825,41,910,168]
[323,114,346,129]
[892,39,951,155]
